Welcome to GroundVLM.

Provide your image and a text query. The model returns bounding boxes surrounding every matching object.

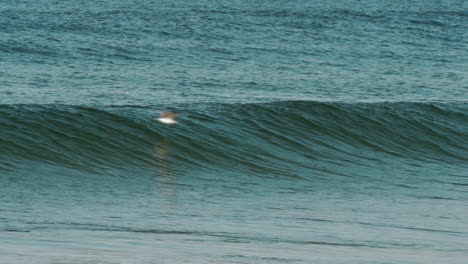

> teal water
[1,0,467,263]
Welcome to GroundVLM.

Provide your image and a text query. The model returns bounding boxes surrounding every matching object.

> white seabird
[155,109,179,124]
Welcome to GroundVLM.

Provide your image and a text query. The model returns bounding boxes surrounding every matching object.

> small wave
[4,229,31,233]
[0,39,58,56]
[409,19,458,28]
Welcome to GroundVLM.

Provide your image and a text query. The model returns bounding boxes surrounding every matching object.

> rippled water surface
[1,0,467,263]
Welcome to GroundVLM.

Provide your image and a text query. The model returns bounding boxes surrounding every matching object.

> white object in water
[155,109,179,124]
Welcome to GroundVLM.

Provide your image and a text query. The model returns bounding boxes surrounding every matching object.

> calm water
[1,0,467,263]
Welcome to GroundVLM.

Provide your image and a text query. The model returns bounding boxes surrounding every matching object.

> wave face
[2,101,467,180]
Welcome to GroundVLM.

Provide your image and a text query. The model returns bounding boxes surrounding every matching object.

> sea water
[1,0,467,263]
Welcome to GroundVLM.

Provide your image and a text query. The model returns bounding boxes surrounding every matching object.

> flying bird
[155,109,179,124]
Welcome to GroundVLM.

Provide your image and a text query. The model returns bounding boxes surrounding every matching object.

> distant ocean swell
[1,101,467,177]
[1,8,465,60]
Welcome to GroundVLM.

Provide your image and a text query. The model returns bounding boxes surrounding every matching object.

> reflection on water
[152,140,176,196]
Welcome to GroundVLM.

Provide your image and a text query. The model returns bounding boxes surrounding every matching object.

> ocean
[1,0,467,263]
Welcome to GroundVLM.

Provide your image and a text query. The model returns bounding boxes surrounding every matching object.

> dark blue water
[1,0,467,263]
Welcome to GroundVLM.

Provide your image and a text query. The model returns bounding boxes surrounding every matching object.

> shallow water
[1,0,467,263]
